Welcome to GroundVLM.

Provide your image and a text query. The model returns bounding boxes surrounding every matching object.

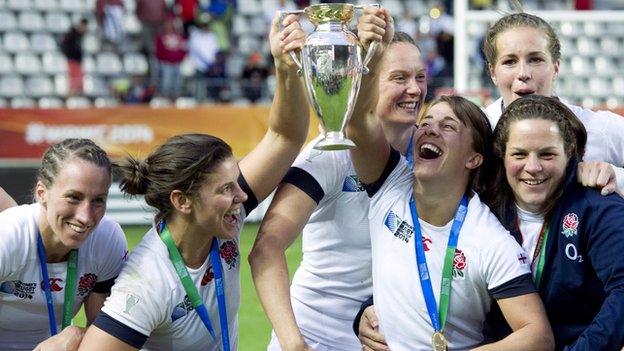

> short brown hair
[482,13,561,71]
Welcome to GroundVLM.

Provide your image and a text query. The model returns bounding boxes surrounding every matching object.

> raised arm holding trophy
[281,3,379,150]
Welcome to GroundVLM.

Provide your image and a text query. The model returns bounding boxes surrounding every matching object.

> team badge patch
[561,213,579,238]
[342,175,366,192]
[0,280,36,299]
[383,210,414,243]
[220,240,239,269]
[452,249,467,278]
[77,273,98,297]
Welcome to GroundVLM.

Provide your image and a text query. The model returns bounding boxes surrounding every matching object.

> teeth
[522,179,545,185]
[68,223,87,233]
[398,102,417,109]
[225,208,240,216]
[420,143,442,156]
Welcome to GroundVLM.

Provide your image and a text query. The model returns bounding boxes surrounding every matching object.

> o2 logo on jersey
[565,243,583,263]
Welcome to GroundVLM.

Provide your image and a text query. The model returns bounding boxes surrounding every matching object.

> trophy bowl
[282,3,378,150]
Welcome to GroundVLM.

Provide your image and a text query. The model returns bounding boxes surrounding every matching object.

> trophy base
[313,136,356,151]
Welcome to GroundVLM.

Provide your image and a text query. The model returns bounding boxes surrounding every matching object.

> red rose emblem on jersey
[562,213,579,238]
[201,266,214,286]
[42,278,63,292]
[452,249,467,278]
[78,273,98,297]
[219,240,239,269]
[422,236,432,251]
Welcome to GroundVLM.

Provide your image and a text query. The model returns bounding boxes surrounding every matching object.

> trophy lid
[304,3,355,25]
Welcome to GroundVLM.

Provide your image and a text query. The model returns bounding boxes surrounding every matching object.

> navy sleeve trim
[282,167,325,204]
[365,148,400,198]
[489,273,537,300]
[93,311,148,349]
[352,295,374,336]
[92,277,116,294]
[238,173,259,215]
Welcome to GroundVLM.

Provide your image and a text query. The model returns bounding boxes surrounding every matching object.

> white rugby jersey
[269,136,372,350]
[0,203,127,351]
[486,97,624,192]
[99,222,244,351]
[368,151,533,350]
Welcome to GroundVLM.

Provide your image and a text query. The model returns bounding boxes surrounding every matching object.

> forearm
[472,324,553,351]
[250,246,305,349]
[269,64,310,147]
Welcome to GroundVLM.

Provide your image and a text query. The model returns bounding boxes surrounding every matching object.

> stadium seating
[0,0,620,109]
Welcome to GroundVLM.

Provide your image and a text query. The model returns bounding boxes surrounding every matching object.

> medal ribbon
[36,234,78,335]
[409,194,468,333]
[159,222,230,351]
[516,216,550,288]
[531,224,549,288]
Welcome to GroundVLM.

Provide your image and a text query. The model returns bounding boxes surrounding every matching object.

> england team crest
[561,213,579,238]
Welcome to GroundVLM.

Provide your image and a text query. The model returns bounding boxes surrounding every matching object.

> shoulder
[567,102,624,128]
[463,193,520,249]
[122,230,174,282]
[0,203,39,241]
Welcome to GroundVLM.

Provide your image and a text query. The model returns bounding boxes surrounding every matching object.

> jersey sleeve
[99,247,171,337]
[91,217,128,285]
[567,195,624,350]
[480,227,535,299]
[598,110,624,193]
[0,207,29,281]
[283,138,346,204]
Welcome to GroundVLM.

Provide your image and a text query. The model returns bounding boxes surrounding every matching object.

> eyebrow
[508,145,560,152]
[420,115,460,123]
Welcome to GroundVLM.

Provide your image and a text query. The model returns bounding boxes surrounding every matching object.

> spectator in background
[155,18,187,99]
[425,47,446,78]
[205,51,230,102]
[175,0,199,37]
[60,18,88,96]
[136,0,168,86]
[188,14,221,101]
[112,75,155,104]
[242,51,269,103]
[95,0,125,51]
[396,10,417,39]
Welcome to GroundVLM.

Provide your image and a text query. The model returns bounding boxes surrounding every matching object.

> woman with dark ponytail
[79,13,310,351]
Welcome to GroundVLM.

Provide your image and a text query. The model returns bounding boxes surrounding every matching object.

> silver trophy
[282,3,378,150]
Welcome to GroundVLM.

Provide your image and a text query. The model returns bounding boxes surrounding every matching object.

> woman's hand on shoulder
[577,161,619,196]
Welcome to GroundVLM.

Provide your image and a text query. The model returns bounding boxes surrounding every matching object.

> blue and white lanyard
[408,195,468,332]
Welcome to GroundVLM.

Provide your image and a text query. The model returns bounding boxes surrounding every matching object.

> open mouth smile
[418,143,443,160]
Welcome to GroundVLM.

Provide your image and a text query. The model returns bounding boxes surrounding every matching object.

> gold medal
[432,331,447,351]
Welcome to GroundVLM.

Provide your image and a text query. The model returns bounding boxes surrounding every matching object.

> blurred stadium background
[0,0,623,349]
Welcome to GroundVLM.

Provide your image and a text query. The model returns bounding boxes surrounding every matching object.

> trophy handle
[354,4,381,75]
[278,10,305,74]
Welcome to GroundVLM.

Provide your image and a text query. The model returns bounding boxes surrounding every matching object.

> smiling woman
[483,95,624,349]
[0,138,128,351]
[483,12,624,194]
[77,12,310,351]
